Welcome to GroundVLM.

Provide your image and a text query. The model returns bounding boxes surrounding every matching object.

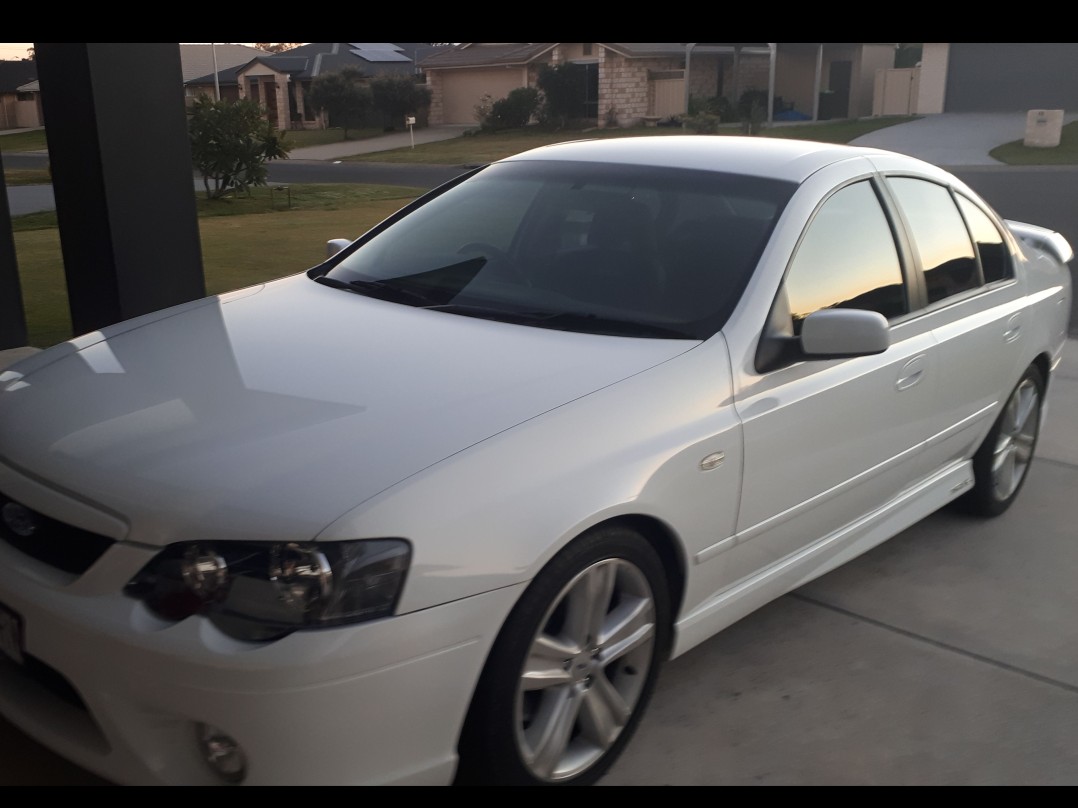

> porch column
[813,45,823,121]
[34,43,205,336]
[0,151,28,348]
[767,44,777,125]
[275,77,289,131]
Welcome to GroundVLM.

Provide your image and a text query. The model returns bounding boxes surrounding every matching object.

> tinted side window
[784,180,907,334]
[887,178,980,304]
[956,195,1012,283]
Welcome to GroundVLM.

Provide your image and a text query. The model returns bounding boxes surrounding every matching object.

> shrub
[370,74,432,131]
[681,113,723,134]
[188,96,291,200]
[536,63,587,129]
[307,67,373,138]
[738,89,769,134]
[478,86,541,131]
[688,95,736,123]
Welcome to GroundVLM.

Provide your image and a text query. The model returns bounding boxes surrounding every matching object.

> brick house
[0,60,42,129]
[187,43,442,132]
[421,43,897,128]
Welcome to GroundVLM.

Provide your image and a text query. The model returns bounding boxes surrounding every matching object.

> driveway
[849,111,1078,166]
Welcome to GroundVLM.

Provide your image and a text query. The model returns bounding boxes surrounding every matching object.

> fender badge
[699,452,725,471]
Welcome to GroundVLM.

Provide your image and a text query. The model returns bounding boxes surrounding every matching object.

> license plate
[0,602,25,666]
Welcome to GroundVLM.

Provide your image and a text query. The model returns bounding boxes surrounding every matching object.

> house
[6,45,267,130]
[0,59,42,129]
[420,43,898,127]
[186,43,444,132]
[875,43,1078,116]
[180,43,269,102]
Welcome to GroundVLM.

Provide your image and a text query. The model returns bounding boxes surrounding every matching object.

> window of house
[783,180,907,334]
[583,43,593,56]
[887,177,981,304]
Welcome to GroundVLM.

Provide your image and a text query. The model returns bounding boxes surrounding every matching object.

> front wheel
[454,525,671,786]
[961,363,1044,517]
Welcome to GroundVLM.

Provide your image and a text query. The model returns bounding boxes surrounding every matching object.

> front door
[731,177,937,584]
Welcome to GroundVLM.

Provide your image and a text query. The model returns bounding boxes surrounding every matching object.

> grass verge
[989,120,1078,165]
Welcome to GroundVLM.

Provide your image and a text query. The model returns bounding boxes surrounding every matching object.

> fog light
[196,722,247,784]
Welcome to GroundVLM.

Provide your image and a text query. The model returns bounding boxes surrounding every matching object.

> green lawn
[13,184,425,348]
[2,168,50,186]
[989,120,1078,165]
[0,128,47,152]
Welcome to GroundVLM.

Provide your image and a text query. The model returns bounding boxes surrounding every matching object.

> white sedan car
[0,136,1072,786]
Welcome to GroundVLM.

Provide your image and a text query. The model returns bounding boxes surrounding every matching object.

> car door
[726,175,942,586]
[878,174,1027,473]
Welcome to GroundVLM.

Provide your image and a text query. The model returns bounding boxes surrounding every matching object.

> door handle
[1003,313,1023,343]
[896,354,927,391]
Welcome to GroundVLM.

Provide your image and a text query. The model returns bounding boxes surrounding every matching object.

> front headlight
[125,539,411,641]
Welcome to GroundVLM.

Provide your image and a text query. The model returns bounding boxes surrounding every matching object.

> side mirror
[326,238,353,259]
[800,309,890,358]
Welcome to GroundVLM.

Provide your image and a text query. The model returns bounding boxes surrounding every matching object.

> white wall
[915,43,949,114]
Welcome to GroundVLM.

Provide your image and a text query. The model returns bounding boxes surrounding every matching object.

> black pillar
[0,151,29,349]
[34,43,205,336]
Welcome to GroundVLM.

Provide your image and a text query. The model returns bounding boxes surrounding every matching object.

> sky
[0,43,267,61]
[0,43,34,60]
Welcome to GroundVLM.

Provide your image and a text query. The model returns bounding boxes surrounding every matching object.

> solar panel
[347,43,404,52]
[350,49,411,62]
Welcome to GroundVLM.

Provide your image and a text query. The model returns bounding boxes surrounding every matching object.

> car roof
[501,135,921,184]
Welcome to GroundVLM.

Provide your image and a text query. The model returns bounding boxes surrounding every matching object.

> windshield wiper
[316,257,487,307]
[314,275,440,306]
[425,304,698,339]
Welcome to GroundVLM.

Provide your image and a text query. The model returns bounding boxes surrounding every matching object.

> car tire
[454,524,671,786]
[960,363,1045,517]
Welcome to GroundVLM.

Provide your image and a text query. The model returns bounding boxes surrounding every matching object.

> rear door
[879,173,1026,473]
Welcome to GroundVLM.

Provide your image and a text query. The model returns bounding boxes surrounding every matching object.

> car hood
[0,274,696,546]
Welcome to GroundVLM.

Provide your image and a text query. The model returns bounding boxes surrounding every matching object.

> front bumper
[0,535,523,785]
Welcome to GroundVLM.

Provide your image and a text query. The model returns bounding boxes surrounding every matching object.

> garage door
[945,43,1078,112]
[441,68,527,124]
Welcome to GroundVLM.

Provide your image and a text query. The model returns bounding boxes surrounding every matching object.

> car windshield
[317,160,796,339]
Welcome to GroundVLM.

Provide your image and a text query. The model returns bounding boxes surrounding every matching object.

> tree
[536,63,586,129]
[188,96,291,200]
[370,74,432,130]
[306,67,372,138]
[255,43,303,53]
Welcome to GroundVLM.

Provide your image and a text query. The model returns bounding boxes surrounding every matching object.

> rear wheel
[961,364,1044,517]
[454,525,671,786]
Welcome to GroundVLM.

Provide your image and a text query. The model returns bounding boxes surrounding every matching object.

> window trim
[878,173,997,313]
[953,190,1017,288]
[755,173,913,373]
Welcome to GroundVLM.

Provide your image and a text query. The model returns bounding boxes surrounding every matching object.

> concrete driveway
[850,111,1078,166]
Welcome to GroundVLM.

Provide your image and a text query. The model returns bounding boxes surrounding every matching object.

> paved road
[265,159,469,190]
[2,152,470,217]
